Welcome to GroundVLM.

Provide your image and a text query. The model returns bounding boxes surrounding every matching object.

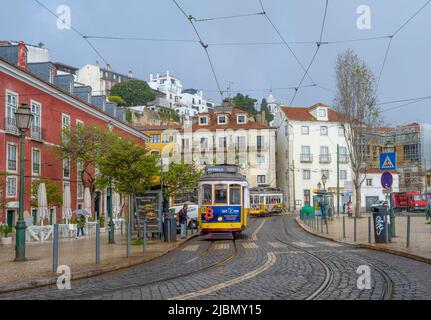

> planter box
[1,237,12,245]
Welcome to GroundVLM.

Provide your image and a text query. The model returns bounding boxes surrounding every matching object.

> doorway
[6,210,15,227]
[94,191,101,220]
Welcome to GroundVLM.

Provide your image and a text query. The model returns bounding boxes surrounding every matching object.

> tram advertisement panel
[201,206,241,223]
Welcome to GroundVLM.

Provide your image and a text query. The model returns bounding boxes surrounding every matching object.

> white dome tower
[267,90,277,114]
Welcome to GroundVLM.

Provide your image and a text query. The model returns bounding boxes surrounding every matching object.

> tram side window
[229,185,241,205]
[214,185,228,204]
[254,195,259,204]
[202,185,212,205]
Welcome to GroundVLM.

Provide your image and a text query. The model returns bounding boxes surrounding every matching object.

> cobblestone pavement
[2,214,431,300]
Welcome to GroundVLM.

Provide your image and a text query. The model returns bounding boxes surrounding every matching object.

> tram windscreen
[230,185,241,205]
[214,185,228,204]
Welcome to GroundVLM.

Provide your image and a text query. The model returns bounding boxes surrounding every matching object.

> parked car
[169,204,199,229]
[371,200,388,209]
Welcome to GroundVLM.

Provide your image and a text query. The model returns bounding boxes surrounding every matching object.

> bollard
[96,223,100,264]
[127,223,131,257]
[406,215,411,248]
[368,216,371,244]
[167,219,171,243]
[385,214,389,243]
[53,224,59,272]
[320,216,323,233]
[354,216,357,242]
[325,220,329,234]
[143,221,147,253]
[342,215,346,239]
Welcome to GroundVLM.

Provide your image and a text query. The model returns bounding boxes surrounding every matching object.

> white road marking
[214,243,230,250]
[268,242,288,248]
[317,241,342,247]
[250,220,266,241]
[242,242,259,249]
[182,245,200,252]
[292,241,315,248]
[172,253,277,300]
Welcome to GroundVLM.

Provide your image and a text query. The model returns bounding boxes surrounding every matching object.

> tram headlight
[218,216,223,222]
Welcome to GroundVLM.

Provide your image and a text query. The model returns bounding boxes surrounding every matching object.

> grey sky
[2,0,431,125]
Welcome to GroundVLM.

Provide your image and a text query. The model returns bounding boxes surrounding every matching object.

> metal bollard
[96,224,100,264]
[342,215,346,239]
[320,216,323,233]
[53,224,59,272]
[167,219,171,243]
[406,215,411,248]
[385,215,389,243]
[354,216,357,242]
[368,216,371,244]
[127,223,131,257]
[143,221,147,253]
[325,220,329,234]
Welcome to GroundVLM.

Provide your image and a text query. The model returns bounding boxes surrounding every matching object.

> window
[7,144,17,172]
[301,126,309,135]
[257,175,266,184]
[202,185,212,205]
[31,101,41,139]
[162,134,170,143]
[32,149,41,175]
[304,189,311,205]
[62,114,70,129]
[229,185,241,205]
[366,178,373,186]
[256,154,265,164]
[199,116,208,125]
[77,160,83,181]
[6,91,18,133]
[301,145,312,162]
[339,146,348,162]
[237,115,246,124]
[6,176,17,198]
[340,170,347,180]
[200,137,209,151]
[149,134,161,144]
[63,158,70,179]
[219,137,227,149]
[214,185,228,204]
[172,134,177,143]
[257,136,264,149]
[77,182,84,199]
[303,170,311,180]
[236,136,246,150]
[338,126,345,136]
[319,108,326,117]
[218,115,227,124]
[404,144,419,161]
[237,154,247,165]
[76,119,84,128]
[321,170,329,180]
[320,126,328,135]
[182,138,190,150]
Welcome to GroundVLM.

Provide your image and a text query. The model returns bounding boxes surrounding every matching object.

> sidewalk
[0,230,196,293]
[297,213,431,264]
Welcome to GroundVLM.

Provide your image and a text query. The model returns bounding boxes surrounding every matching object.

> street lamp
[108,180,114,244]
[14,103,33,262]
[321,174,328,191]
[317,182,322,191]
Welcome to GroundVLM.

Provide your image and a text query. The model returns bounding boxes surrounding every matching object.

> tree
[108,95,126,106]
[163,163,203,201]
[231,93,258,115]
[55,125,115,196]
[334,49,381,217]
[260,98,274,124]
[110,80,156,106]
[30,179,63,209]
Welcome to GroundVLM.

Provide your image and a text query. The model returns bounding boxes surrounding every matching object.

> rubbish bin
[371,205,391,243]
[300,204,313,220]
[163,209,177,242]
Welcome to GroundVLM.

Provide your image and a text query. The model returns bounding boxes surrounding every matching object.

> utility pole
[337,144,340,215]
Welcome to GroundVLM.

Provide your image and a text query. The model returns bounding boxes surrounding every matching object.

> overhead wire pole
[172,0,224,101]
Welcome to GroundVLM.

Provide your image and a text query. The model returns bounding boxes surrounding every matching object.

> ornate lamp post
[14,103,33,262]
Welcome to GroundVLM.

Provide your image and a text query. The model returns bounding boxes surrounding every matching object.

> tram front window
[202,185,212,205]
[230,185,241,205]
[214,185,228,204]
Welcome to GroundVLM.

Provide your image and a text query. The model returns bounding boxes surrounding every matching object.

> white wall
[360,173,399,209]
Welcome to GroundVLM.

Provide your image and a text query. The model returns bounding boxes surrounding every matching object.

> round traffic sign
[381,171,393,189]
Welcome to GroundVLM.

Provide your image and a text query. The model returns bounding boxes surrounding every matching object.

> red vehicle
[391,191,428,212]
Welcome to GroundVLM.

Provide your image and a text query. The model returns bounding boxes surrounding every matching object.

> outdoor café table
[27,225,53,242]
[86,222,97,236]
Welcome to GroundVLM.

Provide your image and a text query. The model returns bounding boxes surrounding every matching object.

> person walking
[178,204,188,239]
[426,198,431,224]
[77,215,86,238]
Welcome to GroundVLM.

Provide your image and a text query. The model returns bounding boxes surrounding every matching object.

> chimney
[106,64,111,71]
[128,70,133,78]
[17,41,27,70]
[166,70,170,77]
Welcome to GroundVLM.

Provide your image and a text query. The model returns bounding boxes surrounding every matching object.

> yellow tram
[198,165,250,236]
[249,187,283,216]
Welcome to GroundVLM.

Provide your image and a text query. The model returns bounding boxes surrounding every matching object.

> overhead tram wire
[83,35,199,43]
[172,0,224,100]
[32,0,109,66]
[193,12,265,23]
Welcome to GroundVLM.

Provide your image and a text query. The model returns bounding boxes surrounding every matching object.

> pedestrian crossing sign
[380,152,396,171]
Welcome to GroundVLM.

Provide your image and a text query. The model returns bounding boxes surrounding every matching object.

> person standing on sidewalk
[426,199,431,224]
[178,204,188,239]
[77,215,86,238]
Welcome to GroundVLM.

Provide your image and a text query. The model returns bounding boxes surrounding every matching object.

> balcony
[339,154,349,164]
[5,117,19,135]
[30,125,43,141]
[319,154,332,164]
[300,154,313,163]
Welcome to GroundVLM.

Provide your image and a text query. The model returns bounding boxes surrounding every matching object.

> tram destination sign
[206,165,238,174]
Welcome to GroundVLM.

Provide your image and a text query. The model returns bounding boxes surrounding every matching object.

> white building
[360,170,399,212]
[273,103,352,211]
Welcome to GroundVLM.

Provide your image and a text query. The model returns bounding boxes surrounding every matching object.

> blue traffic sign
[381,171,393,189]
[379,152,396,171]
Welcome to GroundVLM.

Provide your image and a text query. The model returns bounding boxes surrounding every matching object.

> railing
[319,154,332,164]
[5,117,19,135]
[30,125,43,141]
[339,154,349,163]
[7,159,17,171]
[300,154,313,163]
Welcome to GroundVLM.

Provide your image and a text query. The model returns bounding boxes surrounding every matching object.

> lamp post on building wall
[14,103,33,262]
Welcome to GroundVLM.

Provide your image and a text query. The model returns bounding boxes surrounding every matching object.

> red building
[0,55,147,226]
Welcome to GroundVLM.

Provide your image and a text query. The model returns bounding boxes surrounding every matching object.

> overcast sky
[2,0,431,125]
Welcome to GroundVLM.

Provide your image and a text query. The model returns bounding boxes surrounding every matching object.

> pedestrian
[426,199,431,224]
[178,204,188,239]
[343,202,346,214]
[76,215,86,238]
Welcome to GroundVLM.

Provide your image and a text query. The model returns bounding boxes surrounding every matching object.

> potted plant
[1,225,13,245]
[99,215,106,233]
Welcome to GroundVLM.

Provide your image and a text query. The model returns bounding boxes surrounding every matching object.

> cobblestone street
[2,214,431,300]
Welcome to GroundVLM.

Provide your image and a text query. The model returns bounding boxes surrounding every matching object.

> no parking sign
[380,171,393,189]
